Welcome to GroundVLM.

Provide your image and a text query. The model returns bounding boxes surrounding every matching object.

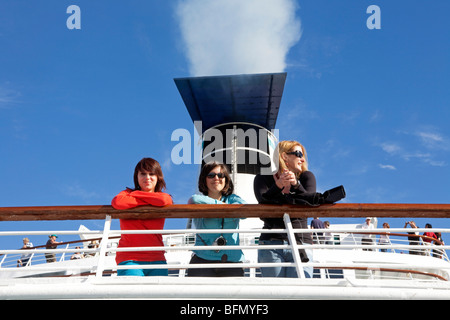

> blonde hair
[277,140,308,175]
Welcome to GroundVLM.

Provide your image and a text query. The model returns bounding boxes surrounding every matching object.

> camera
[213,236,227,253]
[214,235,227,246]
[285,185,346,206]
[322,185,346,204]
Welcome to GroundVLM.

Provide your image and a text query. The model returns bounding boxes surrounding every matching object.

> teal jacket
[188,193,246,262]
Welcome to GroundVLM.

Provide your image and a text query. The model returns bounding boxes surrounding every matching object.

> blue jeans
[258,240,312,278]
[117,260,168,277]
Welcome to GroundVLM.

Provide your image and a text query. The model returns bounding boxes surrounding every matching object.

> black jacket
[253,171,316,244]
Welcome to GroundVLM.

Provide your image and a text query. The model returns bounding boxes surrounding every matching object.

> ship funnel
[174,73,286,204]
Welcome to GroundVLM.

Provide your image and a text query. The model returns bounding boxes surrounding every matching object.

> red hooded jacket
[111,189,173,264]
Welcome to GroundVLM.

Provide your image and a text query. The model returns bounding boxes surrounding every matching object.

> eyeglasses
[286,150,303,158]
[206,172,225,179]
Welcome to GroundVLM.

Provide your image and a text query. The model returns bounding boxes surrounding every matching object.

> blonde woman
[253,140,316,278]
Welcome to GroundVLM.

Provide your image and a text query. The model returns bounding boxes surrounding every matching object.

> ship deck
[2,203,450,300]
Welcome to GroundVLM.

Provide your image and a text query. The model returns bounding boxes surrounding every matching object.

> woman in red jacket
[111,158,173,276]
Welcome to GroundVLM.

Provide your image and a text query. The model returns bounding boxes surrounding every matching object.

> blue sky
[1,1,449,249]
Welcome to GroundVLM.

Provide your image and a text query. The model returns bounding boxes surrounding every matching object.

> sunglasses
[286,150,304,158]
[206,172,225,179]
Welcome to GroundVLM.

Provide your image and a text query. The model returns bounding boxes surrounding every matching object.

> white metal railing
[311,228,449,260]
[1,214,450,282]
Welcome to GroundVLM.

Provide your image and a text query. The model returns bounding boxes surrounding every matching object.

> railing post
[96,215,112,278]
[27,251,35,266]
[283,213,305,279]
[0,254,6,267]
[59,244,69,262]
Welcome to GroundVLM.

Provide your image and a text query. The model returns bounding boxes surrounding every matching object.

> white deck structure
[1,205,450,300]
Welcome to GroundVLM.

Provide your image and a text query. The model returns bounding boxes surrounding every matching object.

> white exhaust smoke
[176,0,302,76]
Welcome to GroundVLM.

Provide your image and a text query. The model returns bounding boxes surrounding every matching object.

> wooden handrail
[0,203,450,221]
[1,203,450,221]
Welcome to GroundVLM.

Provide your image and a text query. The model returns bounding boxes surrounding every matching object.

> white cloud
[378,136,447,167]
[379,164,396,170]
[0,86,21,109]
[415,130,449,151]
[175,0,302,76]
[380,142,401,155]
[422,158,446,167]
[417,131,443,143]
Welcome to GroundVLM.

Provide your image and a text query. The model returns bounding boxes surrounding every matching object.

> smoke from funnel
[176,0,302,76]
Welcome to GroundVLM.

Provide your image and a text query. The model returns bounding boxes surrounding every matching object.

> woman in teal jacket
[187,161,246,277]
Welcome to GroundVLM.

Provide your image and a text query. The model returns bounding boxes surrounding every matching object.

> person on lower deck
[17,238,33,267]
[361,218,374,251]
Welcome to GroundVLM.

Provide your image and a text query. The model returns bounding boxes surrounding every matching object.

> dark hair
[198,162,233,197]
[132,158,166,192]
